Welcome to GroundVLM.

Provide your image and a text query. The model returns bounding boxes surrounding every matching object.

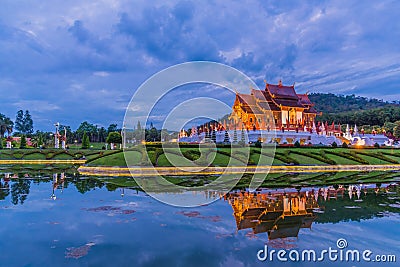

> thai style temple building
[177,80,393,147]
[230,80,320,131]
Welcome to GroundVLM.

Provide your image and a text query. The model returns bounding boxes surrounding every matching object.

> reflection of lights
[121,188,125,197]
[51,193,56,200]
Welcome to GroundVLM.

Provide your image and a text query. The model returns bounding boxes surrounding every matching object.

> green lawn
[3,146,400,168]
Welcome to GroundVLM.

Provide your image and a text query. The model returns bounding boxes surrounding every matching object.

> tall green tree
[81,131,90,149]
[76,121,97,141]
[98,127,107,142]
[393,121,400,139]
[107,123,118,133]
[23,110,33,134]
[14,110,34,135]
[15,110,24,133]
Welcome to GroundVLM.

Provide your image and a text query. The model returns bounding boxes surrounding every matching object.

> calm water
[0,173,399,267]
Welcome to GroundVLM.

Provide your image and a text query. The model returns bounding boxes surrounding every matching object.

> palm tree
[0,114,14,139]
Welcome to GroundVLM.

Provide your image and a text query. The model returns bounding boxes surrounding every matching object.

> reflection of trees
[0,181,10,200]
[105,183,119,192]
[74,178,105,194]
[316,188,400,224]
[11,180,31,205]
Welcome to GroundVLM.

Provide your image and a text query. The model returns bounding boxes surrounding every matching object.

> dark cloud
[116,3,221,63]
[68,20,90,43]
[0,0,399,131]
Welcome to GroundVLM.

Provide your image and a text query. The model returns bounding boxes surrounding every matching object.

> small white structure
[54,122,60,149]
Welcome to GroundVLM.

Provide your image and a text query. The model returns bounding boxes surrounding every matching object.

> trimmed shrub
[20,135,27,149]
[255,140,262,148]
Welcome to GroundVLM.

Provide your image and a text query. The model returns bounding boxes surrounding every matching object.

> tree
[15,110,24,133]
[393,121,400,139]
[98,127,107,142]
[23,110,33,134]
[0,113,13,139]
[20,135,27,149]
[106,132,122,144]
[14,110,33,135]
[145,124,160,142]
[76,121,97,141]
[107,123,118,134]
[81,131,90,149]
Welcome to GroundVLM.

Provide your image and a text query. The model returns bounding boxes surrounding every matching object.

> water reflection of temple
[225,190,319,240]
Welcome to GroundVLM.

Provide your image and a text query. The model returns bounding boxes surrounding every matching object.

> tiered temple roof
[235,81,319,114]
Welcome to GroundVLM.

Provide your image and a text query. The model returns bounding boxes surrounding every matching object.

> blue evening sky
[1,0,399,131]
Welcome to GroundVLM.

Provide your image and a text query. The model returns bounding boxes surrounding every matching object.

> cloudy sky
[1,0,399,131]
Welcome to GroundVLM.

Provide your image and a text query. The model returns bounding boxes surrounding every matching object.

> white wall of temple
[179,130,391,146]
[281,111,288,124]
[178,130,354,146]
[296,111,302,121]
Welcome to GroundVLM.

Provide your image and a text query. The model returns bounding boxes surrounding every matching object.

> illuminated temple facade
[177,80,393,146]
[230,80,319,131]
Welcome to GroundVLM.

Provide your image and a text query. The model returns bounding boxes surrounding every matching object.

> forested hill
[308,93,399,114]
[308,93,400,128]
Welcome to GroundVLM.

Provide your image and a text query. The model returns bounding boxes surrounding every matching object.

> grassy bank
[2,147,400,167]
[86,147,400,167]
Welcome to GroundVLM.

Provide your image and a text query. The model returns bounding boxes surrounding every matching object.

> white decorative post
[61,127,67,149]
[312,121,317,134]
[345,124,351,139]
[54,122,60,149]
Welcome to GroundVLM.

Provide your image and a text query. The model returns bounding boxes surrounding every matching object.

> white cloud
[12,100,61,112]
